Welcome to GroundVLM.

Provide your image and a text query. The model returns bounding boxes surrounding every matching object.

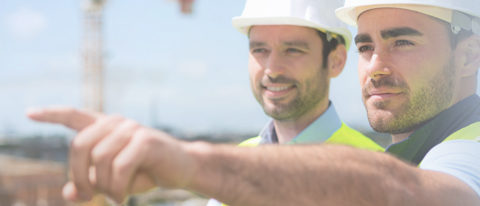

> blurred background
[1,0,479,206]
[0,0,382,140]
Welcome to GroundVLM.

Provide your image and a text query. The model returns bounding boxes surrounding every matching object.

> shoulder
[421,140,480,163]
[327,123,385,152]
[206,199,222,206]
[238,136,261,147]
[420,140,480,198]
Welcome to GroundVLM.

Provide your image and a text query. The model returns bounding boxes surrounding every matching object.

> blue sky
[1,0,478,136]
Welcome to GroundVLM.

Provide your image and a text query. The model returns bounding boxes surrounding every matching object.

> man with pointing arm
[28,0,480,205]
[207,1,384,204]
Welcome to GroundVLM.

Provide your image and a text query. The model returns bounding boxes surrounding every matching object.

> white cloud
[4,7,48,40]
[178,60,208,77]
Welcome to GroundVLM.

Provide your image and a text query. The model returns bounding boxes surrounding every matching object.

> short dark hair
[316,30,345,69]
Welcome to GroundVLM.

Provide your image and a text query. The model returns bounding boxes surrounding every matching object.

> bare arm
[27,107,480,205]
[186,143,479,206]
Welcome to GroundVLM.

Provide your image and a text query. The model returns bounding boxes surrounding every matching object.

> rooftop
[0,155,65,177]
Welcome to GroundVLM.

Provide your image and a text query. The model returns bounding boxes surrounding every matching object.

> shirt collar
[258,102,343,145]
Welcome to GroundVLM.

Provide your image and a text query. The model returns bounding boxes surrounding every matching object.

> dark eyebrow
[355,33,373,44]
[355,27,423,45]
[282,41,309,49]
[381,27,423,39]
[249,41,310,49]
[249,41,266,49]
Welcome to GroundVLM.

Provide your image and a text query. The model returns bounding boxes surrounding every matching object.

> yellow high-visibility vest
[239,123,384,152]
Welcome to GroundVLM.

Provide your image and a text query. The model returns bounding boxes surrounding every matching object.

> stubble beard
[256,68,329,122]
[364,58,455,135]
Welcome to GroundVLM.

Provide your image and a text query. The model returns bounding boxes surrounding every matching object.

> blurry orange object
[79,195,109,206]
[179,0,194,14]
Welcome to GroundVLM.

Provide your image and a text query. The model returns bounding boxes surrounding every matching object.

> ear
[327,44,347,78]
[456,34,480,77]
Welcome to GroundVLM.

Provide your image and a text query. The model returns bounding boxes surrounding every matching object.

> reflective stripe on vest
[326,123,384,152]
[418,122,480,167]
[238,136,261,147]
[443,122,480,142]
[238,123,384,152]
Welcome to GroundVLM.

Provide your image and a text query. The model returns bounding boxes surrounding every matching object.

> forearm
[184,143,479,206]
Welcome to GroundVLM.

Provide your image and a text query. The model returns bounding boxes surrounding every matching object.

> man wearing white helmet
[25,0,480,205]
[226,0,384,148]
[207,0,383,205]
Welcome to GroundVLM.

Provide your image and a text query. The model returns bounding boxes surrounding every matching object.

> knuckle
[109,114,125,121]
[112,159,131,177]
[70,137,89,152]
[123,119,140,129]
[135,129,157,145]
[134,127,151,139]
[91,147,111,164]
[115,120,140,135]
[98,115,126,128]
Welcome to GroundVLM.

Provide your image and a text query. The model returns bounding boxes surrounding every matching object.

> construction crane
[81,1,108,205]
[81,0,191,113]
[82,0,106,113]
[79,0,193,205]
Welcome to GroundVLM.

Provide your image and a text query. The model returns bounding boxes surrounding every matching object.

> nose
[364,53,392,81]
[264,50,286,79]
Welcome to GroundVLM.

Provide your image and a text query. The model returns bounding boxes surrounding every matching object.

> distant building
[0,155,67,206]
[0,136,69,163]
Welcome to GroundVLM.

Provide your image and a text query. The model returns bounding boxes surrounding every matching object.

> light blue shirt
[258,102,342,145]
[420,140,480,198]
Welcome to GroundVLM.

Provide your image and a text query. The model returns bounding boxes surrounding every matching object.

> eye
[395,40,414,47]
[357,45,374,53]
[286,48,302,53]
[252,48,267,54]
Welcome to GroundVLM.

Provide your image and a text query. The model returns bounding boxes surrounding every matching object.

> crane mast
[78,0,194,205]
[82,0,105,112]
[81,3,109,206]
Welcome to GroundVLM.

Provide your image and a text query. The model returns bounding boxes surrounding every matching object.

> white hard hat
[232,0,353,50]
[335,0,480,35]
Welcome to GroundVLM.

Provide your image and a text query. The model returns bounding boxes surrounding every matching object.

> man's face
[248,25,329,121]
[356,8,456,134]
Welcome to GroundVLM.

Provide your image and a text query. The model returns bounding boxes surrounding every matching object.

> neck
[391,132,414,143]
[453,75,477,106]
[273,99,330,144]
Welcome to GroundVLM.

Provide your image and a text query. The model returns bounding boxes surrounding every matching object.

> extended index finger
[26,107,103,131]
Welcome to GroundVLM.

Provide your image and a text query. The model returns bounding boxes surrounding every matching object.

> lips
[367,90,402,99]
[362,77,408,99]
[369,91,401,96]
[265,86,293,92]
[262,84,295,99]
